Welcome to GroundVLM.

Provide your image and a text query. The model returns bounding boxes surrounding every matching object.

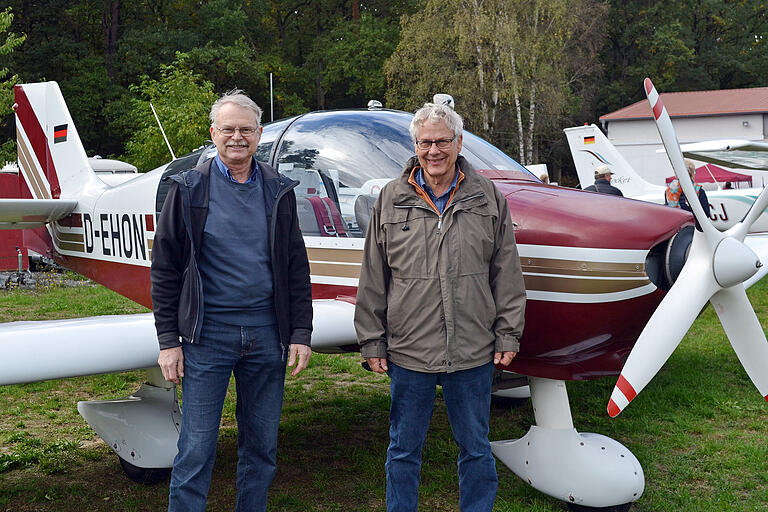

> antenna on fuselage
[149,102,177,161]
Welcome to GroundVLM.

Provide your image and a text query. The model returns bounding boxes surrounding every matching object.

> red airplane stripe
[652,99,664,121]
[13,86,62,199]
[616,374,637,402]
[644,78,654,95]
[54,129,67,137]
[607,399,621,417]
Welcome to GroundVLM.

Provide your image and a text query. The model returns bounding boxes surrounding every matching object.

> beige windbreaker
[355,155,526,373]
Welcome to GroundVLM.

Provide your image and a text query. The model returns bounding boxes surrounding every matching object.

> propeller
[607,78,768,417]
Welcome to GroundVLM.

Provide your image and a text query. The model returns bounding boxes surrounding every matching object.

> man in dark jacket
[150,90,313,512]
[584,165,623,196]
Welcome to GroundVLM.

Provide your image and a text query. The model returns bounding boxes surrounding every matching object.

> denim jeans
[168,319,286,512]
[386,362,497,512]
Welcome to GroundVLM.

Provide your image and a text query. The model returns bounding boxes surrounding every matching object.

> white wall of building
[605,114,767,187]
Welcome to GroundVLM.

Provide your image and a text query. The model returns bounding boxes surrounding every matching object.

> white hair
[209,89,262,127]
[409,103,463,141]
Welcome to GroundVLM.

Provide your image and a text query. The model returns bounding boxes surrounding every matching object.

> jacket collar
[393,155,485,206]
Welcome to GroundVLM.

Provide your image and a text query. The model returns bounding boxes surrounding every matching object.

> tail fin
[564,124,665,202]
[14,82,99,200]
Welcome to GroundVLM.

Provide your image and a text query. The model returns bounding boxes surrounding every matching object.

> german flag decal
[583,135,595,144]
[53,124,68,143]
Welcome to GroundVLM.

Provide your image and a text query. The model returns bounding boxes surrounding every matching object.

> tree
[123,55,217,172]
[385,0,606,166]
[0,6,25,165]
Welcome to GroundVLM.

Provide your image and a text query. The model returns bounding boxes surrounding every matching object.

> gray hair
[209,89,263,127]
[409,103,463,141]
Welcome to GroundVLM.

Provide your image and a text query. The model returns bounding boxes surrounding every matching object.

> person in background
[584,165,623,196]
[665,159,711,217]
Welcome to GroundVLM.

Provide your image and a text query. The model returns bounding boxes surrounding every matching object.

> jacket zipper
[180,173,202,345]
[270,178,298,361]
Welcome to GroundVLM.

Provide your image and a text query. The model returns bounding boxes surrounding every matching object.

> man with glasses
[151,89,313,511]
[355,102,526,511]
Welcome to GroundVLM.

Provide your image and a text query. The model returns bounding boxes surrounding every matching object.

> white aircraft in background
[565,124,768,232]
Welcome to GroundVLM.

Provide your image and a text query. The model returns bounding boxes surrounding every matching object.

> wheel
[567,503,633,512]
[118,456,171,485]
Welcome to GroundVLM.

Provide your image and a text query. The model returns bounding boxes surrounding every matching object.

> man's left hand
[494,351,517,366]
[288,344,312,376]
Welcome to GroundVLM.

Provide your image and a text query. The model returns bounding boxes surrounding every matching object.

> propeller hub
[712,237,761,288]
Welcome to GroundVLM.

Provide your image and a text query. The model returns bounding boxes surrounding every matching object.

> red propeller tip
[607,399,621,418]
[644,78,654,95]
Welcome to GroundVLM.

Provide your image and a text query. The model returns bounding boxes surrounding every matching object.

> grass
[0,278,767,511]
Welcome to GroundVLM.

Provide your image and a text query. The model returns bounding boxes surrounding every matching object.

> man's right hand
[158,346,184,384]
[366,357,388,374]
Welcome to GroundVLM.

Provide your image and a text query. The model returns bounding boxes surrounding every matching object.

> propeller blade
[608,239,719,417]
[644,78,719,240]
[710,286,768,401]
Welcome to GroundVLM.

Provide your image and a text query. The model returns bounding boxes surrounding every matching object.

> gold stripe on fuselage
[305,246,651,295]
[520,258,645,278]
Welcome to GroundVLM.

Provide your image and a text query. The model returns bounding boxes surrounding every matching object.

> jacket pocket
[456,206,496,275]
[381,208,433,278]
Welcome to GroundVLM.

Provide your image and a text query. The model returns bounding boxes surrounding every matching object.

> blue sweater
[197,159,276,326]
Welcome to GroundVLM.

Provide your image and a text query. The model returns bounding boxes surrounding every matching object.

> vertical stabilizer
[14,82,100,200]
[564,124,665,202]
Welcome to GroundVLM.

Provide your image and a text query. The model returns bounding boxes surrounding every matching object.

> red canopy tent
[665,163,753,186]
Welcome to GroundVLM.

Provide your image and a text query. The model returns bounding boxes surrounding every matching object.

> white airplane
[2,81,768,510]
[565,124,768,232]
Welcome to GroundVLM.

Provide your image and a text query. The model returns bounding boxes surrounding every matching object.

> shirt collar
[414,164,460,198]
[214,154,259,184]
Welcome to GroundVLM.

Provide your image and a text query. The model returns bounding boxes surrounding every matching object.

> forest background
[1,1,767,185]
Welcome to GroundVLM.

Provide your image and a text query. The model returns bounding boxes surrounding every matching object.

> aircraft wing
[0,299,357,386]
[0,313,159,385]
[678,139,768,170]
[0,198,78,229]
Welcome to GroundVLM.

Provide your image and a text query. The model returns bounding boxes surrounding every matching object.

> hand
[494,351,517,366]
[366,357,388,374]
[158,346,184,384]
[288,344,312,376]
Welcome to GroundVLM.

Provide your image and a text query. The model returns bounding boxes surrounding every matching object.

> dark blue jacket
[150,158,313,351]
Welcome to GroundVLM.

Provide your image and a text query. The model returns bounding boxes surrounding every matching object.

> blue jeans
[386,362,497,512]
[168,319,286,512]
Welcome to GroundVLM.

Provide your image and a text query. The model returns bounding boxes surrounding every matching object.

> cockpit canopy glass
[257,109,532,238]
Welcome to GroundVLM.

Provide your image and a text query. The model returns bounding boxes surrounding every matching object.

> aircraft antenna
[150,102,177,161]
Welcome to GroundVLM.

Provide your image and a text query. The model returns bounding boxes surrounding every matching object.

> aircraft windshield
[260,109,532,237]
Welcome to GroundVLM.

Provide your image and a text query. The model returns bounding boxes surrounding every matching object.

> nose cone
[713,237,761,288]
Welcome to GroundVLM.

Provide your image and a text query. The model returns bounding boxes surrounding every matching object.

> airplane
[1,81,767,511]
[565,123,768,232]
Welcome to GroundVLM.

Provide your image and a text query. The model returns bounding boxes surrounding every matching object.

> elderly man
[355,103,526,511]
[151,89,313,512]
[584,165,623,196]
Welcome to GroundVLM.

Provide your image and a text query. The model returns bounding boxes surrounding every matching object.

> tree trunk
[102,1,119,78]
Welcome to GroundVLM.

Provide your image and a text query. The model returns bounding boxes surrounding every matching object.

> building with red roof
[597,87,768,187]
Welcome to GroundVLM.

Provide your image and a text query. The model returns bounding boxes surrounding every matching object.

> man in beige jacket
[354,103,526,512]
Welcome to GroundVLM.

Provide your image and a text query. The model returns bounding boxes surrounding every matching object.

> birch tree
[385,0,606,165]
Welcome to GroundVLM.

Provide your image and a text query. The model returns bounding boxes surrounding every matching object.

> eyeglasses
[415,136,456,150]
[215,126,259,137]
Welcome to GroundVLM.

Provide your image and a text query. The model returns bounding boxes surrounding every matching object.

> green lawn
[0,278,767,511]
